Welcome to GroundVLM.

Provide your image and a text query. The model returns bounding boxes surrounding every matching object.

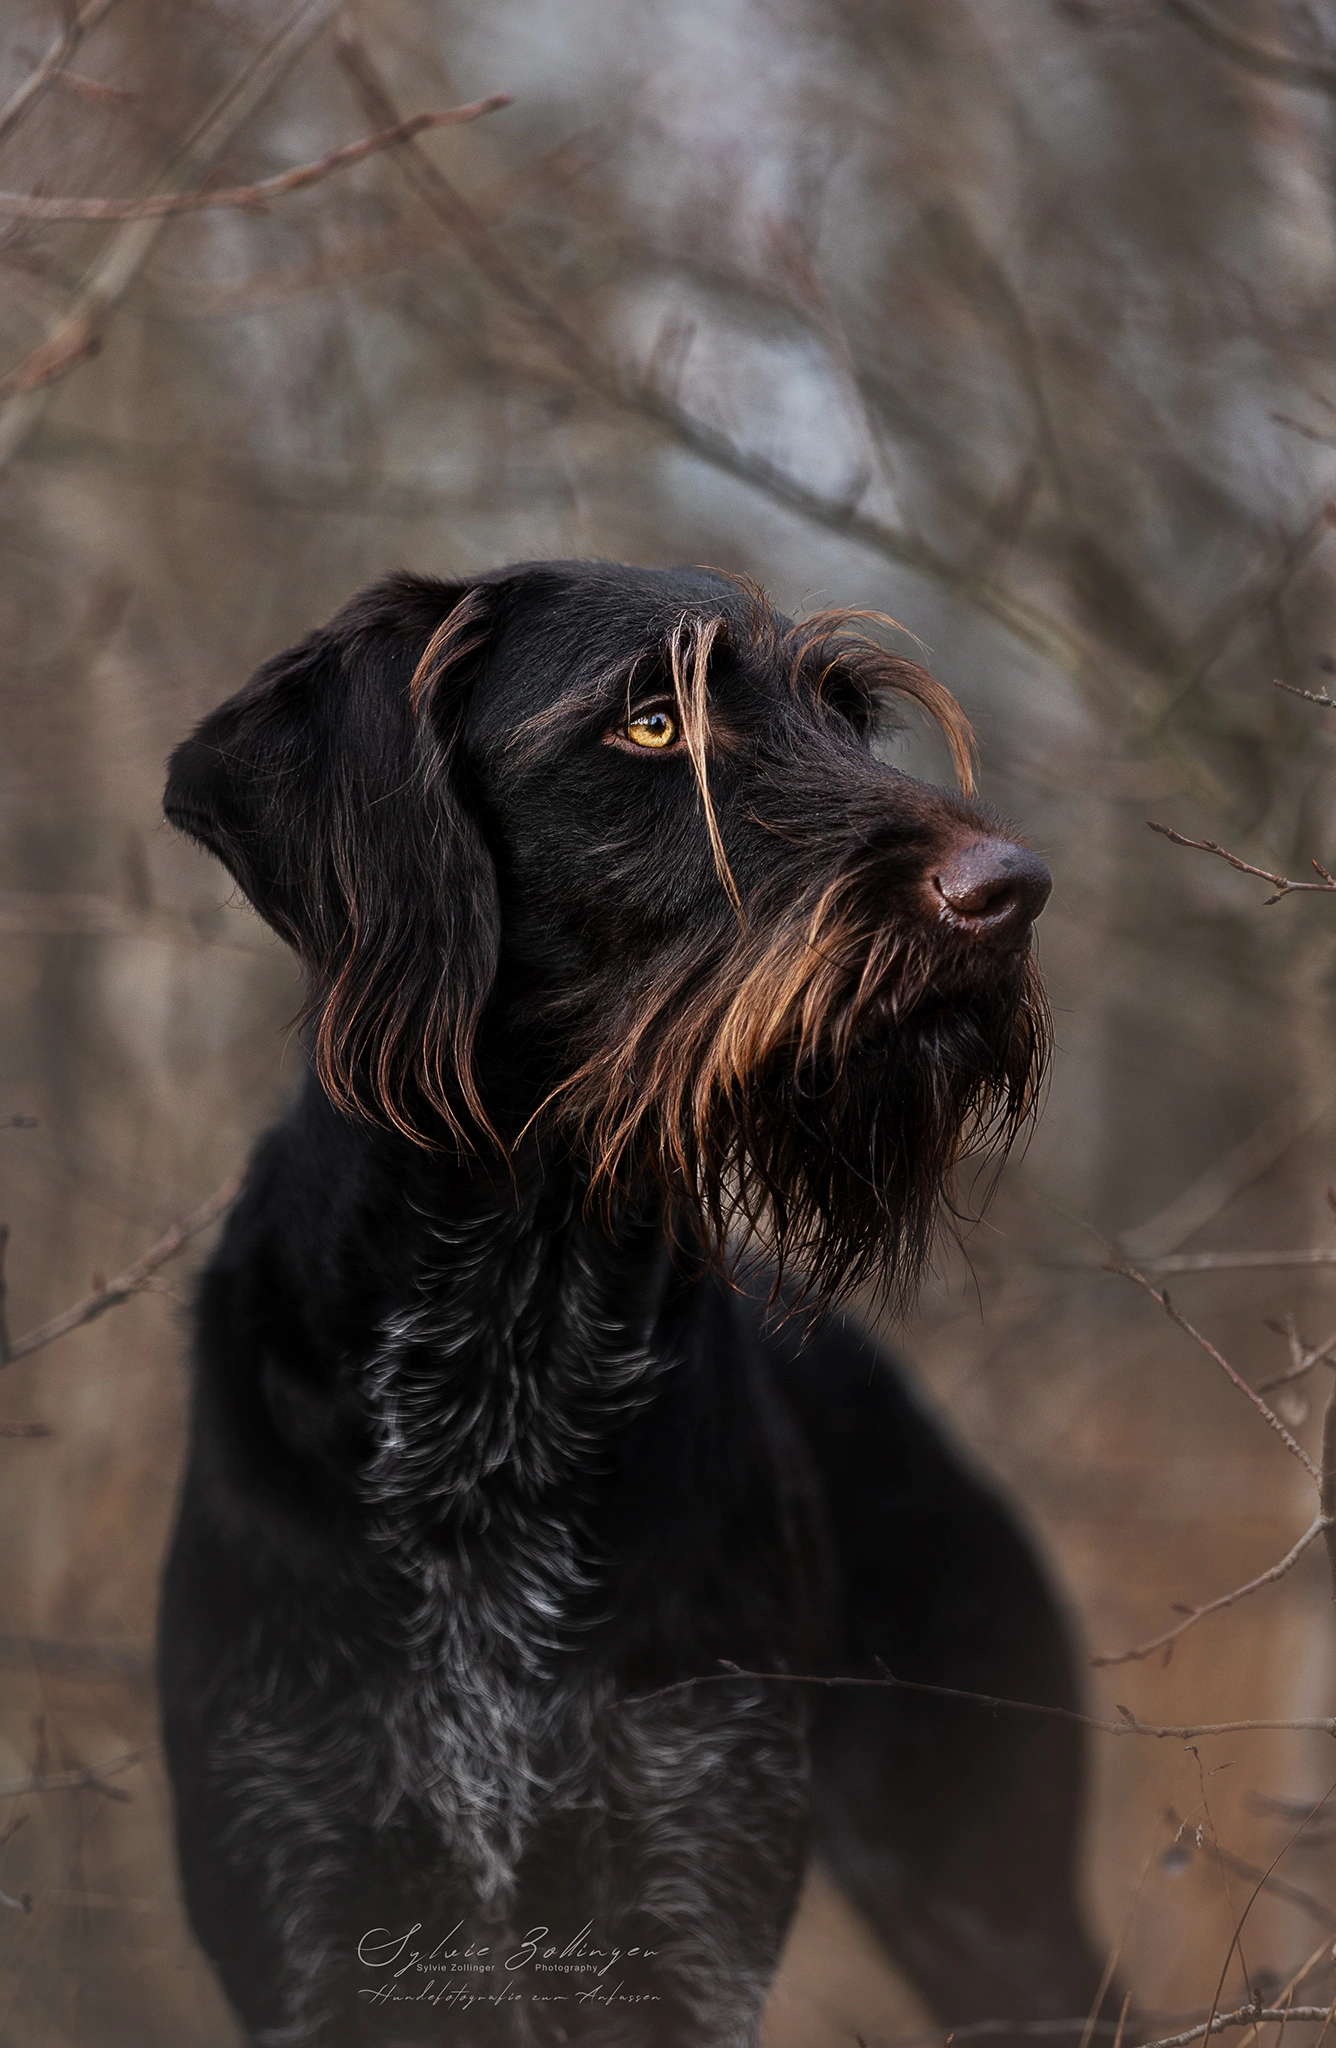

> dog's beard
[552,875,1052,1311]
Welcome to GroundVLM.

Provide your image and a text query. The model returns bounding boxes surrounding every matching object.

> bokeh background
[3,0,1336,2041]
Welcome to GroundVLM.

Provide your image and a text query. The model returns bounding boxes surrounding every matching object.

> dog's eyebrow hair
[669,613,744,920]
[503,648,659,755]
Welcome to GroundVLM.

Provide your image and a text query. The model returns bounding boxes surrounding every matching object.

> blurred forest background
[3,0,1336,2042]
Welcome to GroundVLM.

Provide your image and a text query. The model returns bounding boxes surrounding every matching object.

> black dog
[160,561,1101,2047]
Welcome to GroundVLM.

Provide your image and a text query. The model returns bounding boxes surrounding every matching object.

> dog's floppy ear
[164,573,501,1145]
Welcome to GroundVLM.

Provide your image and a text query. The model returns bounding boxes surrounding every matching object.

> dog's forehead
[475,560,783,716]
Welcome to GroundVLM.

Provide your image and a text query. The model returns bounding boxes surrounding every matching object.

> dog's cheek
[496,760,733,968]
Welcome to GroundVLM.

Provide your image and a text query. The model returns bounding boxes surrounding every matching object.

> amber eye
[625,707,678,750]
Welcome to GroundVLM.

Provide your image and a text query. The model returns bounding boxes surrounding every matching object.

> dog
[160,560,1103,2047]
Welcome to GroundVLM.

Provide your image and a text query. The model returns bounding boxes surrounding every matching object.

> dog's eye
[625,708,678,750]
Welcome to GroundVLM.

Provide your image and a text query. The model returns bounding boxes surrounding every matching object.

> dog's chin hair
[551,900,1052,1313]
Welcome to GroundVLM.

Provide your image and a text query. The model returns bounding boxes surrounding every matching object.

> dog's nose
[931,838,1051,943]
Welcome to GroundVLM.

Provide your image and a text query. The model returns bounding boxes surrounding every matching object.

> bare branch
[1111,1257,1320,1479]
[50,70,139,109]
[1140,2009,1335,2048]
[859,2024,1132,2046]
[0,1422,52,1439]
[0,1224,10,1366]
[1271,411,1336,449]
[1257,1325,1336,1393]
[1321,1377,1336,1607]
[1138,1249,1336,1273]
[1204,1919,1336,2048]
[1277,678,1336,710]
[1157,503,1336,731]
[161,134,596,319]
[332,30,1100,689]
[0,0,344,451]
[0,323,104,400]
[1147,822,1336,903]
[1115,1090,1327,1263]
[1166,0,1336,95]
[1183,1815,1336,1932]
[0,98,511,222]
[1077,1830,1158,2048]
[0,1742,157,1801]
[1110,1993,1131,2048]
[331,35,1336,747]
[1090,1515,1328,1668]
[3,1174,240,1367]
[0,0,122,149]
[1202,1720,1333,2048]
[619,1662,1336,1740]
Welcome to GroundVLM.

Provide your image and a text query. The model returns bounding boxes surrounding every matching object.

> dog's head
[166,561,1050,1305]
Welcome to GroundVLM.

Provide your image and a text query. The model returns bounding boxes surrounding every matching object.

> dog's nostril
[932,839,1052,938]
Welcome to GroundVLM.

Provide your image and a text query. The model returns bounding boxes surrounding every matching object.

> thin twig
[1166,0,1336,95]
[1110,1993,1131,2048]
[1138,1249,1336,1273]
[0,0,122,149]
[1276,679,1336,710]
[1092,1090,1327,1264]
[1271,411,1336,449]
[1172,1821,1336,1934]
[1147,822,1336,903]
[1276,1987,1297,2048]
[1080,1230,1336,1666]
[1321,1376,1336,1606]
[1111,1257,1320,1479]
[0,1422,51,1439]
[1150,502,1335,735]
[332,30,1101,692]
[3,1174,240,1367]
[619,1662,1336,1739]
[0,1224,10,1365]
[0,98,511,221]
[1079,1828,1161,2048]
[1191,1756,1250,2048]
[337,31,1336,749]
[1141,2009,1335,2048]
[1228,1929,1336,2048]
[861,2023,1162,2046]
[1258,1326,1336,1393]
[863,2024,1181,2047]
[0,1742,157,1801]
[1198,1777,1336,2048]
[162,133,596,319]
[51,70,139,109]
[1315,1990,1336,2048]
[1270,1933,1336,2021]
[106,20,1272,763]
[0,0,343,447]
[1089,1514,1329,1668]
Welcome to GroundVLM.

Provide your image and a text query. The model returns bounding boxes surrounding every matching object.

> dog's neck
[260,1073,689,1543]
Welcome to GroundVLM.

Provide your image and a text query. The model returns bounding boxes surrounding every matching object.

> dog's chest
[356,1208,672,1900]
[377,1604,587,1910]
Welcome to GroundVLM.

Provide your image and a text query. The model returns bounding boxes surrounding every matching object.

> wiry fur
[527,590,1046,1307]
[159,559,1105,2047]
[555,758,1050,1305]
